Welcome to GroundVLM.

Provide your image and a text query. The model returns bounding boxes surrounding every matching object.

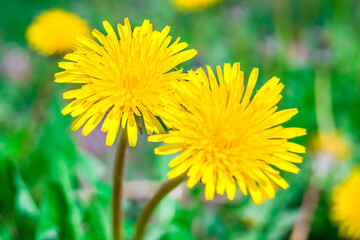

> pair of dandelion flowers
[56,18,306,203]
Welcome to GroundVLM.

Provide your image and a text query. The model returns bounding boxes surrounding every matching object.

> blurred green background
[1,0,359,239]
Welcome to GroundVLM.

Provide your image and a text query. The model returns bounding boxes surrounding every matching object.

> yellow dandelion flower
[26,9,91,55]
[331,169,360,239]
[173,0,221,11]
[55,18,197,147]
[149,63,306,204]
[312,132,352,160]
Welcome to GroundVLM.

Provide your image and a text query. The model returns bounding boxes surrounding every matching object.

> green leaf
[14,172,40,217]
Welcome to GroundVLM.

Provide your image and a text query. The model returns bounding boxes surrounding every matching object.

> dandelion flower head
[312,132,351,160]
[55,18,197,147]
[149,63,306,203]
[173,0,221,11]
[331,169,360,239]
[26,9,91,56]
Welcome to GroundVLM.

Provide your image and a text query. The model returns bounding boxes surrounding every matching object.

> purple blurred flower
[1,43,32,82]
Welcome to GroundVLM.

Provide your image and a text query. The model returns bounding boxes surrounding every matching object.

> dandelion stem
[132,173,187,240]
[112,130,128,240]
[290,69,336,240]
[314,70,336,137]
[289,188,319,240]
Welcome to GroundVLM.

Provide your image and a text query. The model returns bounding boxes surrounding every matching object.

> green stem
[112,130,128,240]
[272,0,293,56]
[314,70,336,137]
[132,173,187,240]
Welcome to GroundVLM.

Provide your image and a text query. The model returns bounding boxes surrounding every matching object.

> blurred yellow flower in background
[312,132,352,160]
[26,9,91,55]
[149,63,306,204]
[55,18,197,147]
[173,0,220,11]
[331,169,360,239]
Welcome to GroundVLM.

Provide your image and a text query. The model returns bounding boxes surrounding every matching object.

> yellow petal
[205,182,216,200]
[167,160,191,179]
[186,175,200,188]
[154,144,184,155]
[272,127,307,139]
[127,114,138,147]
[266,173,289,189]
[249,186,264,204]
[241,67,259,108]
[106,119,120,146]
[275,152,303,163]
[284,142,306,153]
[82,112,105,136]
[147,134,168,142]
[225,178,236,200]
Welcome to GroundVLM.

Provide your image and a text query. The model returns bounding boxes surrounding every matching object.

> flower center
[210,124,240,152]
